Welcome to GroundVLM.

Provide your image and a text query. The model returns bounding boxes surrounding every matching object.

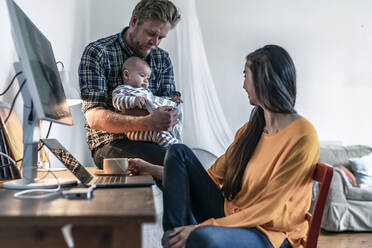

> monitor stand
[2,63,77,189]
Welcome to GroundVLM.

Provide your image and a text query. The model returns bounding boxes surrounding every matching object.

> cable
[13,170,61,199]
[3,79,27,124]
[38,121,52,151]
[0,164,13,168]
[8,118,52,175]
[0,72,23,96]
[17,120,53,179]
[4,63,64,198]
[0,151,21,179]
[13,121,52,165]
[1,79,29,175]
[0,151,18,169]
[56,61,64,70]
[45,121,52,138]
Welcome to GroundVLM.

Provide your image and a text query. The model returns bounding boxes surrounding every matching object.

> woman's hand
[128,158,164,180]
[164,225,196,248]
[128,158,150,175]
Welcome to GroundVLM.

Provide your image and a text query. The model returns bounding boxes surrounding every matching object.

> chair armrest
[332,167,372,201]
[345,185,372,201]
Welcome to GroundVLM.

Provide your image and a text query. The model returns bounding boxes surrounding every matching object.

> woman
[129,45,319,248]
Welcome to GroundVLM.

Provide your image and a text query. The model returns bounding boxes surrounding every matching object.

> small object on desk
[103,158,128,174]
[62,185,95,200]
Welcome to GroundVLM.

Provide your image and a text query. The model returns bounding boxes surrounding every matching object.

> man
[78,0,181,170]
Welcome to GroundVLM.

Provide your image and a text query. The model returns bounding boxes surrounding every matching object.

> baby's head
[122,57,151,88]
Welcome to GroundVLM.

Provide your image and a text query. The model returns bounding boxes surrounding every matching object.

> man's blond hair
[132,0,181,28]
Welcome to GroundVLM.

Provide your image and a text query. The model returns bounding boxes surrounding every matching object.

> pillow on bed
[337,165,360,187]
[349,152,372,188]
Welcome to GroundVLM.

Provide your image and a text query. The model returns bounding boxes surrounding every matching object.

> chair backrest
[301,162,334,248]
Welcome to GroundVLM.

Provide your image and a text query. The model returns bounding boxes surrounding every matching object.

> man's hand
[164,225,196,248]
[148,106,178,131]
[171,96,183,103]
[134,96,146,109]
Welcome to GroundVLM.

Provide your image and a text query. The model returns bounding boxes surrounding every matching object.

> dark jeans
[163,144,291,248]
[93,138,166,187]
[187,226,292,248]
[162,144,225,231]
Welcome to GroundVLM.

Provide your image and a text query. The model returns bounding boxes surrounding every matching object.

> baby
[112,57,183,147]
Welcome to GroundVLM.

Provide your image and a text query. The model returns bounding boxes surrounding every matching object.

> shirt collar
[119,27,135,56]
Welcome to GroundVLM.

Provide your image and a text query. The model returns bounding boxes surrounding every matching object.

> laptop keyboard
[95,176,126,185]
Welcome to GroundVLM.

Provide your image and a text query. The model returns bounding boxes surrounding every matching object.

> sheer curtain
[173,0,233,156]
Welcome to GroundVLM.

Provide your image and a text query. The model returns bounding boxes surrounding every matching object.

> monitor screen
[3,0,77,189]
[8,0,73,125]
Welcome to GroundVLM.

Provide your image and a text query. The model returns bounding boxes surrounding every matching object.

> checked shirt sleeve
[79,44,108,113]
[156,52,181,97]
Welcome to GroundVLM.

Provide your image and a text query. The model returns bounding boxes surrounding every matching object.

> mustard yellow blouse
[197,117,320,248]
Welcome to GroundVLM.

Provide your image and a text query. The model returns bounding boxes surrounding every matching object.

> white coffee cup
[103,158,128,174]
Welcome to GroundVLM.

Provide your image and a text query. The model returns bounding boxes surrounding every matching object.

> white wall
[195,0,372,146]
[89,0,372,147]
[0,0,94,167]
[88,0,138,40]
[1,0,371,171]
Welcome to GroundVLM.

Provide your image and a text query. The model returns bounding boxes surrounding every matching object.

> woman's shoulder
[236,117,318,142]
[289,116,317,136]
[286,117,319,151]
[234,122,250,139]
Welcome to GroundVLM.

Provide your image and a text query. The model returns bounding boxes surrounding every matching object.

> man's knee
[165,144,189,161]
[165,144,195,167]
[168,143,190,154]
[186,226,220,248]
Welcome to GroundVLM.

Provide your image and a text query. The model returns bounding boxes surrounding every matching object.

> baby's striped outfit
[112,85,182,147]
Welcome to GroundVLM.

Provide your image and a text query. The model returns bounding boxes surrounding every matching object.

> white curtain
[173,0,233,156]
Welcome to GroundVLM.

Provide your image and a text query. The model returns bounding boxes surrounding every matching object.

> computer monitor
[3,0,77,189]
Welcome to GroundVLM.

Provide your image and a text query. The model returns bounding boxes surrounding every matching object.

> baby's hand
[171,96,183,103]
[134,96,146,109]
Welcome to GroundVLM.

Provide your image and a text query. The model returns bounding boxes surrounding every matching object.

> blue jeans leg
[187,226,291,248]
[162,144,225,231]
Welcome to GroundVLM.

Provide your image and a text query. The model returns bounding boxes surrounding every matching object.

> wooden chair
[301,162,334,248]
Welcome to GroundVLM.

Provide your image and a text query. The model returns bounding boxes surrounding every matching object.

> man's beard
[128,32,150,58]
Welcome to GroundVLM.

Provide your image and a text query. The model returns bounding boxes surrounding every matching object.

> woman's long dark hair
[221,45,297,201]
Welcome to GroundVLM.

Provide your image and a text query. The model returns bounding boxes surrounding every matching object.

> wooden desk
[0,169,155,248]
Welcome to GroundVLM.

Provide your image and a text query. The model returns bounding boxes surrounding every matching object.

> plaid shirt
[78,27,180,152]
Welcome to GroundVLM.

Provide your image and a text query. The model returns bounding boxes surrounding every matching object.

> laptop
[41,138,154,188]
